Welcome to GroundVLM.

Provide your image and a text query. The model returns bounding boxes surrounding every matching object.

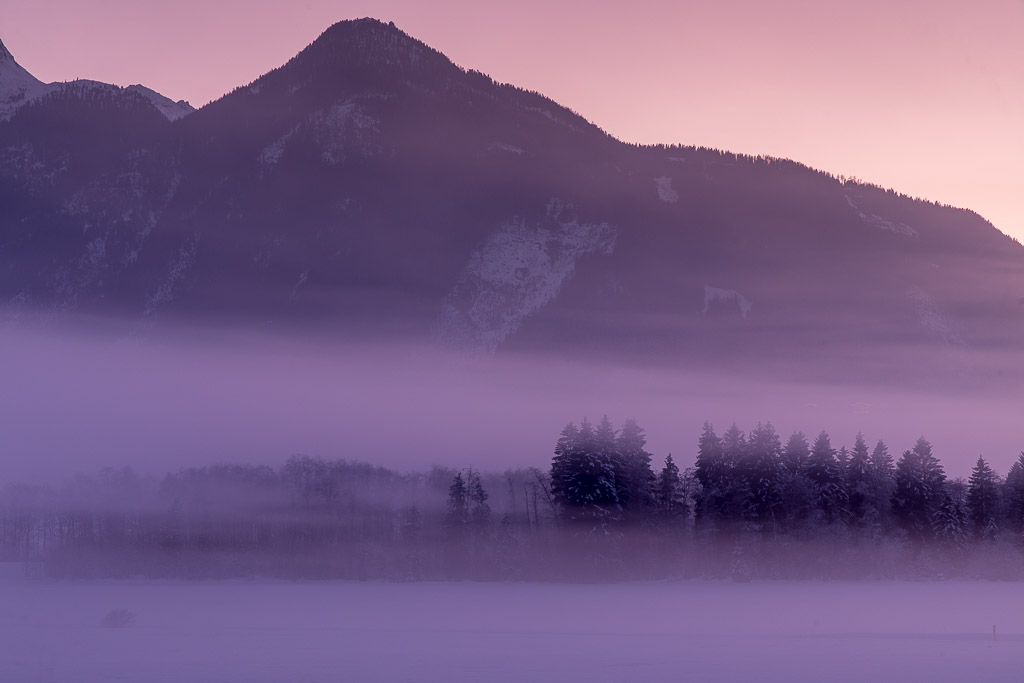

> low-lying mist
[1,318,1022,485]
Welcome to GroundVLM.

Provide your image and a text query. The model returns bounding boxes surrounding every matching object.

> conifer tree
[868,439,896,521]
[804,431,847,524]
[1004,453,1024,531]
[721,424,747,472]
[695,422,724,487]
[695,422,729,525]
[966,456,999,540]
[548,418,620,526]
[870,439,895,478]
[778,431,813,529]
[595,415,617,451]
[892,438,945,544]
[934,492,969,555]
[744,422,782,529]
[466,468,491,530]
[836,445,850,475]
[846,433,873,523]
[782,431,810,474]
[617,418,656,518]
[550,422,580,511]
[718,424,748,523]
[446,472,469,529]
[914,437,946,520]
[655,454,685,519]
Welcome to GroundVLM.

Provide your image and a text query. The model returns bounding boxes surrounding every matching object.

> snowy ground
[1,565,1021,682]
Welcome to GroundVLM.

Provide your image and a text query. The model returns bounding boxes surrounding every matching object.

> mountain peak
[0,37,52,120]
[296,17,450,71]
[323,17,411,39]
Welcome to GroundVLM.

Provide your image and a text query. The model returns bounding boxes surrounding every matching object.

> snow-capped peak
[0,37,194,122]
[0,37,54,120]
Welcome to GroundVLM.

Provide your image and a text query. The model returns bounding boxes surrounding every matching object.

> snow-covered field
[1,565,1020,682]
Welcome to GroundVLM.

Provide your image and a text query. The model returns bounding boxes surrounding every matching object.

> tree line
[2,418,1023,581]
[548,418,1023,551]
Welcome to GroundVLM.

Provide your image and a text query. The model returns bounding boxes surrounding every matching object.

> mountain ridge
[1,18,1021,389]
[0,36,193,122]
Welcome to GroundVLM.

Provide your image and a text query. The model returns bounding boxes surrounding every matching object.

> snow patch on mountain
[1,142,68,187]
[47,228,111,312]
[907,287,963,347]
[845,194,917,237]
[703,286,753,320]
[125,85,194,121]
[488,142,525,155]
[438,199,617,352]
[525,107,580,132]
[313,99,384,165]
[123,172,181,267]
[655,176,678,203]
[145,235,200,316]
[261,97,387,167]
[0,40,54,120]
[290,269,310,301]
[261,126,299,166]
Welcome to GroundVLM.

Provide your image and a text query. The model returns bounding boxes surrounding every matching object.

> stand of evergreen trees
[2,419,1023,581]
[552,419,1022,547]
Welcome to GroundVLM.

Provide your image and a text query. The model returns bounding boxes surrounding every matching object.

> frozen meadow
[1,565,1021,682]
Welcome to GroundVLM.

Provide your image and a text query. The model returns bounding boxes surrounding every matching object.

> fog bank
[1,322,1021,484]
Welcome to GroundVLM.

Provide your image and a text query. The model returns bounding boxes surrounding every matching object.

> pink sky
[2,0,1021,241]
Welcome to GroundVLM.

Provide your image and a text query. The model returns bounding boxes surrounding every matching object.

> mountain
[125,84,194,121]
[0,38,53,119]
[0,38,193,122]
[1,18,1022,388]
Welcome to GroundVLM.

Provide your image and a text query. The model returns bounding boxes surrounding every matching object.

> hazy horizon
[3,319,1020,486]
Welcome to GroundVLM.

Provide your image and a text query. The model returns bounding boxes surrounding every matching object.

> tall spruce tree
[892,437,946,544]
[446,472,469,529]
[870,439,895,478]
[1004,453,1024,532]
[550,422,580,510]
[716,424,748,524]
[655,454,685,519]
[847,433,873,524]
[466,468,491,531]
[744,422,783,530]
[804,431,847,524]
[782,431,810,474]
[595,415,625,508]
[617,418,656,519]
[721,424,747,471]
[779,431,814,529]
[868,439,896,521]
[695,422,729,525]
[836,446,850,476]
[966,456,999,540]
[934,492,969,555]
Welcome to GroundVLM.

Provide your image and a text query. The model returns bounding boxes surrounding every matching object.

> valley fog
[1,320,1020,485]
